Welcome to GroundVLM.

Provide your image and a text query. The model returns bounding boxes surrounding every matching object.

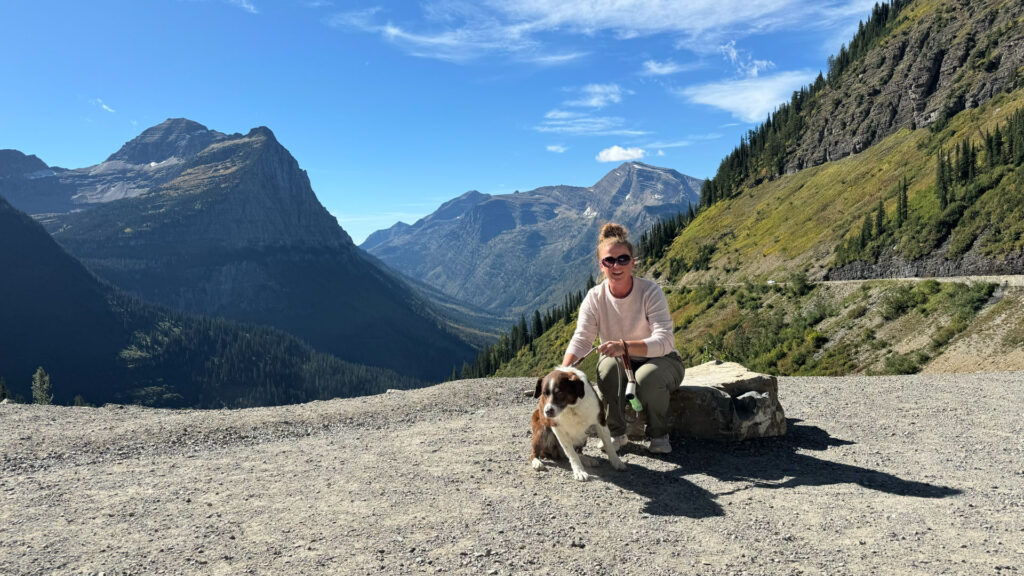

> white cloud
[226,0,257,13]
[645,133,721,149]
[566,84,624,108]
[657,150,665,156]
[640,59,686,76]
[545,109,581,120]
[90,98,115,113]
[547,145,567,153]
[596,145,645,162]
[679,70,816,123]
[719,40,775,77]
[522,51,588,65]
[719,41,739,63]
[535,113,647,136]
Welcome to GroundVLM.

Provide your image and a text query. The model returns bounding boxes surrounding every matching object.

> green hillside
[653,88,1024,285]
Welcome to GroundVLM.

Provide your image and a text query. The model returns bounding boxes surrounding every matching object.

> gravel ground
[1,372,1022,576]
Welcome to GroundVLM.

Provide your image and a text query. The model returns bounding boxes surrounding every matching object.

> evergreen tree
[859,214,873,248]
[32,366,52,405]
[897,177,909,226]
[936,150,950,209]
[874,199,886,237]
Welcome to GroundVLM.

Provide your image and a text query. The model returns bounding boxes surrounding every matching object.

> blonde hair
[597,222,634,256]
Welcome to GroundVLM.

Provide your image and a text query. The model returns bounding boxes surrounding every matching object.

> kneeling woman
[561,223,685,454]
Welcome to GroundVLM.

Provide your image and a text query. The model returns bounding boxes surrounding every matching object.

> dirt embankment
[2,372,1022,575]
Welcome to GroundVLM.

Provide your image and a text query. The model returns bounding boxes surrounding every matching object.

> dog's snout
[543,405,556,417]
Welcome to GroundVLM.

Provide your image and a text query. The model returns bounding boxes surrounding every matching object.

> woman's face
[599,242,634,283]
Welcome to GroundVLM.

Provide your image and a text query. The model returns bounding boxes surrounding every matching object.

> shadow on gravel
[607,419,961,518]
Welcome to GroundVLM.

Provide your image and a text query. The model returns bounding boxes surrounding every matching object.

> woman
[562,223,685,454]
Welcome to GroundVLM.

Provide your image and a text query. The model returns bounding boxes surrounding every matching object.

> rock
[625,360,786,441]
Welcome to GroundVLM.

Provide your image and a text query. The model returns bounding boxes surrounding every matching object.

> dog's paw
[571,467,591,482]
[531,458,546,471]
[609,456,626,471]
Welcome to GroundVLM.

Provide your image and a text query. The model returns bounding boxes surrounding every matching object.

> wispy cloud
[534,84,644,136]
[596,145,645,162]
[546,144,567,153]
[325,1,873,64]
[678,70,817,123]
[566,84,624,108]
[719,40,774,78]
[226,0,258,14]
[640,59,694,76]
[644,133,721,149]
[90,98,116,113]
[535,114,647,136]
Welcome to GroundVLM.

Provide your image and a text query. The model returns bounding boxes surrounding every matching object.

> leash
[568,345,598,368]
[569,341,643,412]
[615,339,643,412]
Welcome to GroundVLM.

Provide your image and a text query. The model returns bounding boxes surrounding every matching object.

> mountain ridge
[362,161,702,316]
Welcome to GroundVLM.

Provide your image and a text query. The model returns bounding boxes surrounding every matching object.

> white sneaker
[601,434,629,452]
[648,434,672,454]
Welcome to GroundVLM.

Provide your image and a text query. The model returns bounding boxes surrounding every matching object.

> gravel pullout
[1,372,1022,575]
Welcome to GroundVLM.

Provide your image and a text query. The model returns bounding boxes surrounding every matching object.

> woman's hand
[598,340,626,358]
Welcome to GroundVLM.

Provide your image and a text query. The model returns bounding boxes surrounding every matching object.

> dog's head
[534,366,588,419]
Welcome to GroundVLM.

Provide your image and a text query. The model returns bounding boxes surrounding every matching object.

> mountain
[362,162,702,316]
[0,119,229,215]
[1,121,475,381]
[0,194,422,407]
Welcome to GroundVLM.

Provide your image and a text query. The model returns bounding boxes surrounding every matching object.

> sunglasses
[600,254,633,268]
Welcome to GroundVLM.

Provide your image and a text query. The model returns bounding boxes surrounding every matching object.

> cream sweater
[566,277,678,360]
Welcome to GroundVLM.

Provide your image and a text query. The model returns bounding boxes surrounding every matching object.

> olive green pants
[597,353,685,439]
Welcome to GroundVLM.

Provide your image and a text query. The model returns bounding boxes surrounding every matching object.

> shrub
[884,351,928,374]
[880,285,917,320]
[846,303,868,319]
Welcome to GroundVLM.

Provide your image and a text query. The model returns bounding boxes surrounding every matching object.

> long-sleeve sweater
[565,276,678,360]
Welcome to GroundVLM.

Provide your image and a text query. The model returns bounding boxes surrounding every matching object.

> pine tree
[32,366,52,405]
[874,199,885,237]
[897,177,909,226]
[936,151,949,210]
[860,214,873,248]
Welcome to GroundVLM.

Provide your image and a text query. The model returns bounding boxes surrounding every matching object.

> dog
[530,365,626,481]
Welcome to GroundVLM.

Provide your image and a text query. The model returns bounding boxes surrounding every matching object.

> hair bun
[599,222,629,241]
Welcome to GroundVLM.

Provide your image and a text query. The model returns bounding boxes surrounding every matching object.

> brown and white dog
[531,366,626,481]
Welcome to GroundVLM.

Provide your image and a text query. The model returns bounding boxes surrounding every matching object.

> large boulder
[625,360,786,441]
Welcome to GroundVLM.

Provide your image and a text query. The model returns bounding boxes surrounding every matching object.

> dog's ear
[570,374,585,400]
[534,377,543,398]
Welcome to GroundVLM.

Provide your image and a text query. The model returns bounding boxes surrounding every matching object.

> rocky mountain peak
[106,118,226,165]
[0,149,50,178]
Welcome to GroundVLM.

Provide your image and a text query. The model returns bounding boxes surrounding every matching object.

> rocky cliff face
[363,162,702,316]
[825,236,1024,280]
[788,0,1024,172]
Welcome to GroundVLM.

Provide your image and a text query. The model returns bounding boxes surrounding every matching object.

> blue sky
[1,0,877,243]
